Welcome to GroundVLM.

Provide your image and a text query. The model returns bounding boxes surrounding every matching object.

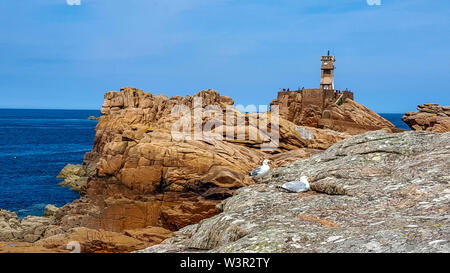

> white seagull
[281,176,311,193]
[250,159,270,178]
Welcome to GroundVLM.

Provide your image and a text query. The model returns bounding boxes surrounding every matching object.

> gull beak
[308,177,312,181]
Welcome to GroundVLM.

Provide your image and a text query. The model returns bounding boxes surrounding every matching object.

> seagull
[250,159,270,178]
[280,176,311,193]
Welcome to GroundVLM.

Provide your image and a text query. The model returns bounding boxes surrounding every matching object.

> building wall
[301,89,324,110]
[343,91,354,101]
[271,88,356,128]
[273,89,355,112]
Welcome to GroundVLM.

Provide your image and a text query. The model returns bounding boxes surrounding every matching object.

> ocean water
[0,109,408,218]
[379,113,410,130]
[0,109,100,218]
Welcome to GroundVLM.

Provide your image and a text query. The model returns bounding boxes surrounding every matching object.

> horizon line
[0,107,101,111]
[0,107,407,115]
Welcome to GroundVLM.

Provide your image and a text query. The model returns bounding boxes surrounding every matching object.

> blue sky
[0,0,449,113]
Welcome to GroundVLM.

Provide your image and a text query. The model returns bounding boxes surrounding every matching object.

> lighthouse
[320,51,335,90]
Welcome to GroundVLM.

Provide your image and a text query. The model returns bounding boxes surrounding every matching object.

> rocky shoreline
[0,88,448,253]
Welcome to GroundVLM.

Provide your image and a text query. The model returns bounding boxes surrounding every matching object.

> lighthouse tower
[320,51,335,90]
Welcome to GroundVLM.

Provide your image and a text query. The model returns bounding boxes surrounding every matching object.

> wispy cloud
[0,0,449,111]
[67,0,81,6]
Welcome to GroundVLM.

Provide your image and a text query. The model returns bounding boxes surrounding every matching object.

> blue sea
[0,110,408,218]
[379,113,410,130]
[0,109,100,218]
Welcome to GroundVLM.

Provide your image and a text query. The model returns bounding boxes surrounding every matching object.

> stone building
[320,53,335,90]
[270,54,395,135]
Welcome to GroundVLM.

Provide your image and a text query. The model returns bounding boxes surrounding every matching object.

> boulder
[0,210,53,243]
[57,151,98,193]
[35,227,149,253]
[402,104,450,132]
[44,205,59,217]
[57,164,83,178]
[19,216,53,243]
[0,242,69,253]
[0,210,22,241]
[123,226,173,245]
[57,164,88,192]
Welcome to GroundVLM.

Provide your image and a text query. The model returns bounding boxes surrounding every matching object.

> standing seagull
[250,159,270,178]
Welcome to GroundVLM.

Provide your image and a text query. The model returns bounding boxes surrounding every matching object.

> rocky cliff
[402,104,450,133]
[58,87,350,233]
[137,130,450,253]
[1,87,423,253]
[0,87,355,253]
[271,90,396,135]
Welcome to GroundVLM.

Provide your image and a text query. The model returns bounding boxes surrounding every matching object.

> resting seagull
[250,159,270,178]
[280,176,311,193]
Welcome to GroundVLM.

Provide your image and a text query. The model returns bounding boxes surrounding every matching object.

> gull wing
[250,166,262,177]
[281,181,309,193]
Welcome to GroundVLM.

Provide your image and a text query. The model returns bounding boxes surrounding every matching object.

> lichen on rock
[137,130,450,253]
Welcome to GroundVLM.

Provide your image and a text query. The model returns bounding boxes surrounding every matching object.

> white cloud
[67,0,81,6]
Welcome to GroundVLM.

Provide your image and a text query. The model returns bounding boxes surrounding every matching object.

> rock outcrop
[402,104,450,133]
[0,208,172,253]
[35,227,150,253]
[2,87,406,253]
[271,90,396,135]
[57,164,88,192]
[51,87,351,235]
[57,150,98,193]
[0,242,69,253]
[0,209,54,243]
[137,130,450,253]
[43,205,59,217]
